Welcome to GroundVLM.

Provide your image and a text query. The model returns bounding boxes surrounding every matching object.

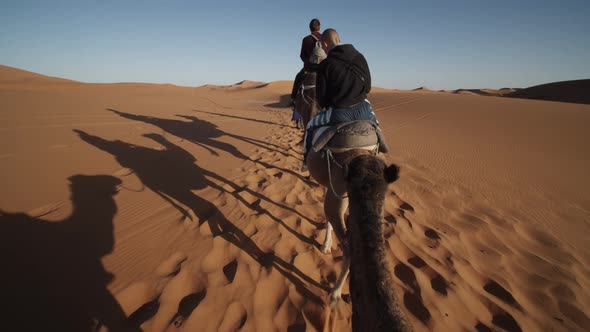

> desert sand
[1,64,589,331]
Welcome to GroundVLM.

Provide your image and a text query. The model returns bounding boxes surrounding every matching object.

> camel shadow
[74,130,328,303]
[0,175,140,332]
[106,109,312,184]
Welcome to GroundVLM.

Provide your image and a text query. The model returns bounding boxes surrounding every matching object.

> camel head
[344,154,399,199]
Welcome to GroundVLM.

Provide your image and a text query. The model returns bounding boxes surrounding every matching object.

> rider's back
[316,44,371,109]
[301,31,324,70]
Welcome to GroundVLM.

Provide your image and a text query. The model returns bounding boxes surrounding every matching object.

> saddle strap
[325,144,379,154]
[325,149,348,199]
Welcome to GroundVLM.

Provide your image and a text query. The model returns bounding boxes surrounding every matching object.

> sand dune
[451,89,495,96]
[0,64,77,84]
[436,79,589,105]
[1,65,589,331]
[436,88,514,97]
[506,79,590,105]
[200,80,268,91]
[412,86,433,92]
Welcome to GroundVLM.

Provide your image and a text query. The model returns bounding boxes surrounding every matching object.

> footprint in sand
[475,321,494,332]
[405,256,449,297]
[384,214,397,225]
[483,280,522,310]
[390,193,415,212]
[491,309,522,332]
[393,262,431,324]
[424,228,441,241]
[407,256,427,268]
[419,235,441,254]
[430,274,449,296]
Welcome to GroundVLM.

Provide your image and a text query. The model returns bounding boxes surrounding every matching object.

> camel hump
[312,120,389,153]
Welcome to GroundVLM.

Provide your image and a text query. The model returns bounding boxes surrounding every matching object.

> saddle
[311,120,390,154]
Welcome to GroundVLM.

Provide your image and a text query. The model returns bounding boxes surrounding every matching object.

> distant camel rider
[301,28,381,172]
[289,18,326,106]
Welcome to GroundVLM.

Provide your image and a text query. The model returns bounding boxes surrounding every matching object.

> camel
[307,132,412,331]
[294,71,321,128]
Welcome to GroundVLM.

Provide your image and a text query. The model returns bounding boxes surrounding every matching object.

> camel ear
[384,164,400,183]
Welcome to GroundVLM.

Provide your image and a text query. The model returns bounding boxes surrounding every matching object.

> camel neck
[348,191,412,331]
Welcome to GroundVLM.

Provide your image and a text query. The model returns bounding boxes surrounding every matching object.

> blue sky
[1,0,589,90]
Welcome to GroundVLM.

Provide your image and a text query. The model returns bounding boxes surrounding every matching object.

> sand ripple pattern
[106,107,588,331]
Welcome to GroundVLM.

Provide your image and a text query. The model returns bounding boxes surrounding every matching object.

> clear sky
[1,0,589,90]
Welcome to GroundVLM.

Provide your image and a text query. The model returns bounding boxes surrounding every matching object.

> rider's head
[309,19,321,32]
[322,28,340,52]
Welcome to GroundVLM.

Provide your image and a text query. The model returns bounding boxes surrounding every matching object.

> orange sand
[1,65,589,331]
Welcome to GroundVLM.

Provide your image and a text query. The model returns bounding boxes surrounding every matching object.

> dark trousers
[291,68,305,100]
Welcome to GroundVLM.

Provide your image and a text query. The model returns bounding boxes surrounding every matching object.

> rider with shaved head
[301,28,381,171]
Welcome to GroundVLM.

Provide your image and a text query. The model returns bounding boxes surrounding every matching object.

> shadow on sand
[74,130,328,304]
[264,94,293,109]
[106,108,312,184]
[0,175,140,332]
[192,108,292,128]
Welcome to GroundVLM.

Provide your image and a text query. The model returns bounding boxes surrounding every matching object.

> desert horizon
[3,64,588,106]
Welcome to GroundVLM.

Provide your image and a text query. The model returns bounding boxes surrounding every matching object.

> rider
[290,18,325,106]
[301,28,380,172]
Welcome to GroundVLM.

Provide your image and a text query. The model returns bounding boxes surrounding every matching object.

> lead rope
[301,86,316,107]
[325,149,348,199]
[325,140,380,199]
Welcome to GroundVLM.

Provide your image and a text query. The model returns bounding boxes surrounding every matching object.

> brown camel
[308,148,412,331]
[294,71,320,128]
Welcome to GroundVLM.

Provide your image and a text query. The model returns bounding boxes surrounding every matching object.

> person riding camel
[301,28,382,172]
[290,18,326,106]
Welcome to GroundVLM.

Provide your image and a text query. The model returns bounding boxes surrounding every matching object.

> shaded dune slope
[505,79,590,105]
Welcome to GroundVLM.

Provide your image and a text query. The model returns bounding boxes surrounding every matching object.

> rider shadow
[0,175,139,332]
[263,94,292,109]
[74,130,327,303]
[107,109,313,184]
[175,114,289,155]
[192,108,290,128]
[106,108,249,158]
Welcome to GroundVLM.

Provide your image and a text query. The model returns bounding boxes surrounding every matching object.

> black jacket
[316,44,371,108]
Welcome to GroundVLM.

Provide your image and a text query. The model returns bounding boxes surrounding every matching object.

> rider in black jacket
[316,41,371,109]
[301,28,379,171]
